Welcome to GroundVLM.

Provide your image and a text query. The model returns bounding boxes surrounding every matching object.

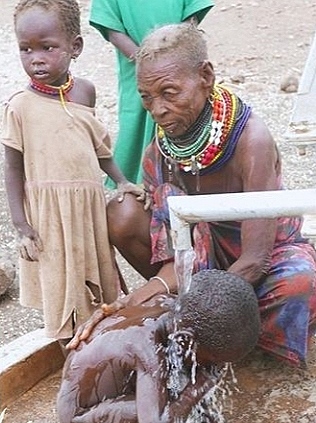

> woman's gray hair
[136,23,208,71]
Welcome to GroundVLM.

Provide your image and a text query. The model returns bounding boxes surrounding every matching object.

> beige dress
[2,90,120,339]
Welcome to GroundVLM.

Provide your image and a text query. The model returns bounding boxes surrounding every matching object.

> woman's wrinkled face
[15,7,75,86]
[137,56,213,138]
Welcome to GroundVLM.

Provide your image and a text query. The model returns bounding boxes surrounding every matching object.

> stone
[280,74,299,93]
[230,72,245,84]
[0,255,16,296]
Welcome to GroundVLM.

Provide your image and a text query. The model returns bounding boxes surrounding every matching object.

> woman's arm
[228,114,280,285]
[67,261,178,349]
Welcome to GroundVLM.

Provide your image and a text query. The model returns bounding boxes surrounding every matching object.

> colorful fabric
[142,133,316,367]
[1,90,121,339]
[146,181,316,366]
[89,0,214,187]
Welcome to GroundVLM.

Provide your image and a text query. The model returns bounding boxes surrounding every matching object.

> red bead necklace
[30,72,74,117]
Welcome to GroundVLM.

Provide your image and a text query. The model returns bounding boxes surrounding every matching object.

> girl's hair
[176,269,261,363]
[136,23,208,71]
[14,0,81,38]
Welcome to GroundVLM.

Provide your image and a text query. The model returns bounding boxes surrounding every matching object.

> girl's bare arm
[4,146,42,260]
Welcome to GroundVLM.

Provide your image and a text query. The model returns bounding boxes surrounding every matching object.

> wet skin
[57,295,219,423]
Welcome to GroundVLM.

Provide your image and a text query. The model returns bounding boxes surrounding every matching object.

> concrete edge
[0,328,65,409]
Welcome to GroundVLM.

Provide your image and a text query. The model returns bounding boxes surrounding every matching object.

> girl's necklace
[30,72,74,117]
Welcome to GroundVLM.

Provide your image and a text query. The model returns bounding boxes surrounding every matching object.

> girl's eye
[20,47,31,53]
[44,46,54,52]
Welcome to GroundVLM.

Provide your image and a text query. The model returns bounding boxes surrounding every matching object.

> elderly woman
[70,24,316,368]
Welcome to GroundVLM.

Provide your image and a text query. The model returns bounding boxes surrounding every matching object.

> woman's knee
[107,193,151,243]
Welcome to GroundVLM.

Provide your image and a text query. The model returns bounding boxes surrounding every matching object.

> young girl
[2,0,147,342]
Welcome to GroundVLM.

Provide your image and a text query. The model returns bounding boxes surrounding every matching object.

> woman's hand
[66,307,106,350]
[67,263,177,350]
[66,296,134,350]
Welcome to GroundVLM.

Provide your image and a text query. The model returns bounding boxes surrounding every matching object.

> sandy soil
[1,0,316,422]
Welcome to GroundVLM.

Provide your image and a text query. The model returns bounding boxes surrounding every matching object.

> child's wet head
[174,269,261,364]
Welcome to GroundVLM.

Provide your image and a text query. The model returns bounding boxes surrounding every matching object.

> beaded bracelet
[149,276,170,294]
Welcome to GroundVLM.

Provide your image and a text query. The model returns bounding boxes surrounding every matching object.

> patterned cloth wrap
[143,127,316,368]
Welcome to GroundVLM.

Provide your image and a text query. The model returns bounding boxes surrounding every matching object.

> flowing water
[174,248,196,295]
[159,328,238,423]
[160,247,238,422]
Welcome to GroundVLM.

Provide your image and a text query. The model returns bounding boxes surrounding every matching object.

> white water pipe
[167,188,316,250]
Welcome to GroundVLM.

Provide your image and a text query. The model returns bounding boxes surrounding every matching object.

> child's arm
[71,396,137,423]
[4,146,43,261]
[107,29,138,61]
[136,365,218,423]
[161,368,220,422]
[98,157,150,207]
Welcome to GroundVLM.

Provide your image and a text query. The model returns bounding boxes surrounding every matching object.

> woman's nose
[151,97,167,119]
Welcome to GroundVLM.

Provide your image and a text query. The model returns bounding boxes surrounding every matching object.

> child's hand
[15,223,43,261]
[116,182,151,210]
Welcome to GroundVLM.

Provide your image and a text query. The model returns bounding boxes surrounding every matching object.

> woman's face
[15,7,75,86]
[137,56,213,139]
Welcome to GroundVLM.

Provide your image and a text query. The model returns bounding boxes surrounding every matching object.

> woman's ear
[199,60,215,91]
[71,35,84,60]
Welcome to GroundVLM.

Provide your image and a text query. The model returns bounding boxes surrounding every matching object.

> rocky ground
[0,0,316,421]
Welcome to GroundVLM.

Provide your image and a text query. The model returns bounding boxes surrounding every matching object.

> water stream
[160,248,238,422]
[174,247,196,296]
[161,329,238,423]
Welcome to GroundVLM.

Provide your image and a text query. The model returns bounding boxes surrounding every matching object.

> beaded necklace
[30,72,74,117]
[155,84,238,176]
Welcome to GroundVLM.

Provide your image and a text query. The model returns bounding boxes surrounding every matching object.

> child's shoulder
[75,76,95,90]
[73,76,96,108]
[6,89,29,103]
[4,89,31,110]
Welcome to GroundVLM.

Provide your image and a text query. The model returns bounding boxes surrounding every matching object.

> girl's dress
[2,90,121,339]
[89,0,214,187]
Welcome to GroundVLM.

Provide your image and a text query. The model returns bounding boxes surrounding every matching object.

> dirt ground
[1,0,316,422]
